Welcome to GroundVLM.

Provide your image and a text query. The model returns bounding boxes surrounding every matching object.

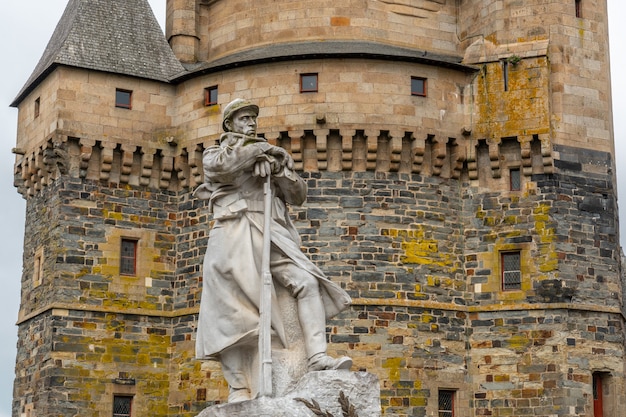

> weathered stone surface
[197,371,381,417]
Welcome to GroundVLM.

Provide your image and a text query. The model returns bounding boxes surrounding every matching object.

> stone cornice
[174,40,478,83]
[17,298,625,326]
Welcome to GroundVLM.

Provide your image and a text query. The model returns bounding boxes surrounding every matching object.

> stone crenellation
[13,129,555,199]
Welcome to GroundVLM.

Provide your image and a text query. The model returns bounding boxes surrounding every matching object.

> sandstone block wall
[168,0,461,62]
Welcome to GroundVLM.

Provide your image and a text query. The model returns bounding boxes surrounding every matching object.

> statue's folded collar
[219,132,266,147]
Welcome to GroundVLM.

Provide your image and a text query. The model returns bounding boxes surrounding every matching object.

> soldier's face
[229,109,257,136]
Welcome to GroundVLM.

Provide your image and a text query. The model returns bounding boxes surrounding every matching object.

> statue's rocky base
[196,370,381,417]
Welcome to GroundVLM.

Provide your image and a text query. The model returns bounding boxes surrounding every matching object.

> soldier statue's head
[222,98,259,136]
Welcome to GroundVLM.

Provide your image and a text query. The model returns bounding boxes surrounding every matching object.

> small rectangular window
[34,97,40,118]
[510,168,521,191]
[502,251,521,290]
[33,247,44,287]
[115,89,132,109]
[502,60,509,91]
[204,86,218,106]
[120,239,138,276]
[300,73,318,93]
[113,395,133,417]
[411,76,427,97]
[575,0,582,18]
[438,390,455,417]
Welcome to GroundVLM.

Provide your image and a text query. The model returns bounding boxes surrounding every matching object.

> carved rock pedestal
[196,284,381,416]
[197,370,381,417]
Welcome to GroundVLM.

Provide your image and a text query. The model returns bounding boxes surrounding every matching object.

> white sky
[0,1,624,416]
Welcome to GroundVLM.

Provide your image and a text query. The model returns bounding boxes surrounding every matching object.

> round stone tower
[11,0,623,416]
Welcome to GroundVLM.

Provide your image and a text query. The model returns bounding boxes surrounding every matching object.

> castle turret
[166,0,199,63]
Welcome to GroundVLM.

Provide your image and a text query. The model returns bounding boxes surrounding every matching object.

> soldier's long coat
[195,133,351,360]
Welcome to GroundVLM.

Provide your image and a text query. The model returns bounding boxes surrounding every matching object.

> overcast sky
[0,1,624,416]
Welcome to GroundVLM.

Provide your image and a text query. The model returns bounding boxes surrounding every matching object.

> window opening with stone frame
[438,389,455,417]
[34,97,40,118]
[502,59,509,91]
[300,73,318,93]
[204,85,218,106]
[501,251,522,290]
[115,89,132,109]
[120,238,138,276]
[411,76,427,97]
[510,168,521,191]
[113,395,133,417]
[33,247,44,288]
[575,0,582,18]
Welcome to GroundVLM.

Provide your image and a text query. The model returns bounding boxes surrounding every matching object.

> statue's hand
[253,159,272,178]
[266,147,294,171]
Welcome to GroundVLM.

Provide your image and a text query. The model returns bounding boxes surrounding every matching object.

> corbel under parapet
[287,130,304,171]
[314,129,329,171]
[79,138,96,178]
[340,129,355,171]
[538,133,553,174]
[431,135,448,176]
[361,129,378,172]
[518,135,533,176]
[100,142,116,182]
[120,145,137,184]
[187,144,205,187]
[388,130,404,173]
[450,137,466,180]
[488,139,501,179]
[160,155,174,189]
[411,133,427,175]
[140,149,155,187]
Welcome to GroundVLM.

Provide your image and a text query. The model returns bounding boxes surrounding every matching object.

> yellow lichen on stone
[409,396,428,407]
[473,58,551,141]
[390,227,453,269]
[382,357,404,382]
[533,203,557,272]
[507,334,532,352]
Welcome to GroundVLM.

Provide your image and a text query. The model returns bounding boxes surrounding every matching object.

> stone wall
[14,139,625,416]
[14,173,207,417]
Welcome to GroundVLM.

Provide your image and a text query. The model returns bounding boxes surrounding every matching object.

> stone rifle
[258,173,273,397]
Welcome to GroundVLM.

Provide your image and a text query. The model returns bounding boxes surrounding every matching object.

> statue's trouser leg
[276,269,353,371]
[271,255,327,359]
[220,346,258,402]
[297,293,328,358]
[271,251,352,371]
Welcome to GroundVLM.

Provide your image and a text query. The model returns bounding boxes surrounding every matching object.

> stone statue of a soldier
[195,99,352,403]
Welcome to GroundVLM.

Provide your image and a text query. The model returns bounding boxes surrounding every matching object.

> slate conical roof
[12,0,185,106]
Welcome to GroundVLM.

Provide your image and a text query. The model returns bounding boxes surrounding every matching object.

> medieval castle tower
[9,0,624,416]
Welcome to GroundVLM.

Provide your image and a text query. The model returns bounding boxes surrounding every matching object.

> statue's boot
[228,387,252,403]
[297,294,353,372]
[308,352,353,371]
[226,372,252,403]
[220,347,255,403]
